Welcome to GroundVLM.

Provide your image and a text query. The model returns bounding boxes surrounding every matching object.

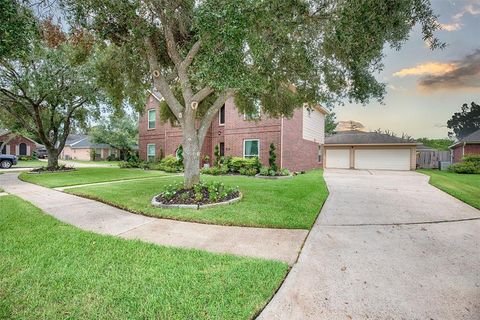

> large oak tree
[62,0,443,187]
[0,19,101,168]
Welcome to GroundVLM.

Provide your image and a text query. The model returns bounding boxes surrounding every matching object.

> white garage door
[325,149,350,169]
[354,149,411,171]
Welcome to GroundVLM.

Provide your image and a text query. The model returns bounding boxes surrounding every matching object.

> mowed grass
[66,160,122,167]
[67,170,328,229]
[14,159,46,168]
[419,169,480,209]
[0,195,288,320]
[19,167,170,188]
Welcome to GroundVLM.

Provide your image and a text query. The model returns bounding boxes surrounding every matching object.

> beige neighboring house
[323,130,418,171]
[61,134,119,161]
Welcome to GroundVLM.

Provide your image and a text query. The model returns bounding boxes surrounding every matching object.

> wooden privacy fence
[417,150,451,169]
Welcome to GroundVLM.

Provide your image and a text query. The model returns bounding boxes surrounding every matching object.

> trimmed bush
[449,162,480,174]
[228,157,260,174]
[269,143,278,172]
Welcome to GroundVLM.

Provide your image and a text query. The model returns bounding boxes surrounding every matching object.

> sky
[335,0,480,139]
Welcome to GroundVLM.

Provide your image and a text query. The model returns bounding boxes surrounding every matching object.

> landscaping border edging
[151,192,243,210]
[254,174,293,180]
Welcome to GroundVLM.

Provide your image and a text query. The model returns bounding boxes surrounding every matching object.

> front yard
[0,195,287,319]
[19,167,170,188]
[65,170,327,229]
[419,169,480,209]
[14,159,46,168]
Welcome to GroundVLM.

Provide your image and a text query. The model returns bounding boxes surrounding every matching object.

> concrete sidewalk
[0,173,307,265]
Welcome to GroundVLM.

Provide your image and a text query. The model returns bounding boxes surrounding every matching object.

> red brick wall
[138,94,324,171]
[282,108,322,172]
[0,133,37,156]
[465,144,480,158]
[452,144,480,163]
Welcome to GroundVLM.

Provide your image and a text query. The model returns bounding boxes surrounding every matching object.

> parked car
[36,147,48,159]
[0,154,17,169]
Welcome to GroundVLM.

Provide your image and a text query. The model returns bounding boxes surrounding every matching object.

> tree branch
[191,86,214,104]
[144,36,185,122]
[180,39,202,70]
[198,89,235,143]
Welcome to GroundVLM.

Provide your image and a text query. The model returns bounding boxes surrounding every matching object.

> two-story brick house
[139,91,328,172]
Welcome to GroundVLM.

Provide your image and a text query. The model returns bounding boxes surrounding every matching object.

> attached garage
[324,131,418,171]
[325,148,350,169]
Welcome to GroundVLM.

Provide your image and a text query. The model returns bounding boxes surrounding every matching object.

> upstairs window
[219,105,225,125]
[148,109,156,129]
[243,139,259,158]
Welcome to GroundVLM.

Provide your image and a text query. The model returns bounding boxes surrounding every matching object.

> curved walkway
[259,169,480,319]
[0,173,307,265]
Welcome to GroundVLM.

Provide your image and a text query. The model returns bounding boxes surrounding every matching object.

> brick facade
[452,144,480,163]
[139,93,325,172]
[0,133,37,156]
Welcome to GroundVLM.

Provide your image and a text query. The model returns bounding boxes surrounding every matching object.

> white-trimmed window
[148,109,156,129]
[147,144,156,162]
[244,100,261,120]
[243,139,259,158]
[219,105,225,125]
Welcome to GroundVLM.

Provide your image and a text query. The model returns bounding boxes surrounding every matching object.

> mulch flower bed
[155,181,240,206]
[29,166,76,174]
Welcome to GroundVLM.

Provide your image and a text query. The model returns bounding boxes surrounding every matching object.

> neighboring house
[0,130,37,156]
[323,130,418,171]
[60,134,119,161]
[450,129,480,163]
[139,91,328,171]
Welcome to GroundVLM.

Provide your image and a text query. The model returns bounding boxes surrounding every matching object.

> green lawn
[67,170,328,229]
[0,195,287,319]
[66,159,122,167]
[19,168,170,188]
[14,159,46,168]
[419,169,480,209]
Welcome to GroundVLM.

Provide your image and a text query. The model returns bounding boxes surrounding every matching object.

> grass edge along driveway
[19,167,170,188]
[65,169,328,229]
[418,169,480,210]
[0,195,288,320]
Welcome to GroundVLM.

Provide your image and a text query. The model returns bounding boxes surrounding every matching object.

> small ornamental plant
[269,143,277,172]
[155,181,240,205]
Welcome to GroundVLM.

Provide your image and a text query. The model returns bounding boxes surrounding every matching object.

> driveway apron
[259,169,480,320]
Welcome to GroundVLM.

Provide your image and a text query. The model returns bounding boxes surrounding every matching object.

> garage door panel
[354,149,410,171]
[326,149,350,169]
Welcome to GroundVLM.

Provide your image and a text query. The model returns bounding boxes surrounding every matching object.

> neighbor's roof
[450,129,480,148]
[65,134,111,149]
[325,130,418,145]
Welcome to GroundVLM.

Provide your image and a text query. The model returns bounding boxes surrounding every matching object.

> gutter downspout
[462,142,466,159]
[280,116,284,169]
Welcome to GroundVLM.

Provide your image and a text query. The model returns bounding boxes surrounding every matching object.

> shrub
[269,143,278,172]
[449,162,480,174]
[214,144,221,166]
[18,155,33,161]
[228,157,260,174]
[259,166,269,176]
[150,155,184,173]
[176,145,183,164]
[280,168,290,176]
[463,154,480,165]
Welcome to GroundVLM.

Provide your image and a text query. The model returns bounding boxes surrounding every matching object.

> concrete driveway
[259,169,480,320]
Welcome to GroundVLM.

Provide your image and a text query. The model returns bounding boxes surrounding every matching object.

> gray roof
[325,131,417,145]
[460,129,480,143]
[66,134,111,149]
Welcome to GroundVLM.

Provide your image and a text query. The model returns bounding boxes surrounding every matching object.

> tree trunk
[47,149,59,168]
[182,124,201,188]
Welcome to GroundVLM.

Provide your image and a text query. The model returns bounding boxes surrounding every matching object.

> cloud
[393,50,480,91]
[438,4,480,32]
[439,22,462,31]
[393,62,457,77]
[418,50,480,91]
[452,4,480,20]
